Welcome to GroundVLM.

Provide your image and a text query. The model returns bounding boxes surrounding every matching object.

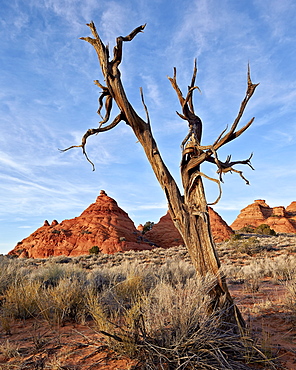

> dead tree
[61,22,259,328]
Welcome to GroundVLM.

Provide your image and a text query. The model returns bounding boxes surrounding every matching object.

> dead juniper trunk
[61,22,259,329]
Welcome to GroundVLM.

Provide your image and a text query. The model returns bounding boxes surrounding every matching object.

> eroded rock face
[144,212,184,249]
[144,207,233,248]
[208,207,234,243]
[287,201,296,214]
[231,200,296,233]
[9,191,153,258]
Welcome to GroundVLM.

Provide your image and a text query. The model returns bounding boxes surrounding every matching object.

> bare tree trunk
[61,22,259,329]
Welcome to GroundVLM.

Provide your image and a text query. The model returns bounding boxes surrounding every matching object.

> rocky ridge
[231,199,296,233]
[9,191,233,258]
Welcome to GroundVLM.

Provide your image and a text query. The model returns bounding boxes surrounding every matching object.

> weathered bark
[61,22,259,329]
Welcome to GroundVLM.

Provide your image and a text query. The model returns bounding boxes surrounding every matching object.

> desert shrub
[269,255,296,281]
[50,277,86,323]
[285,278,296,314]
[142,221,154,234]
[241,262,264,292]
[158,259,196,287]
[2,280,40,319]
[86,289,112,333]
[254,224,276,236]
[51,229,61,234]
[49,256,72,264]
[87,269,114,292]
[32,263,66,287]
[223,236,263,256]
[89,245,101,255]
[232,233,242,240]
[236,237,265,255]
[112,274,145,309]
[0,340,19,359]
[89,273,267,369]
[238,225,256,233]
[37,276,87,325]
[0,257,35,295]
[224,265,244,284]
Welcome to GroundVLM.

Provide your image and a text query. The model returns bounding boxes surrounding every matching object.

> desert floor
[0,233,296,369]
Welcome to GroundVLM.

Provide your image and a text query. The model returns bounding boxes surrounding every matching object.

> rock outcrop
[9,191,154,258]
[12,193,295,259]
[144,212,184,249]
[208,207,235,242]
[144,207,233,248]
[231,200,296,233]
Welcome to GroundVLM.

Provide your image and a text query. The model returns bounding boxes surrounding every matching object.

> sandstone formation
[144,212,184,249]
[231,200,296,233]
[9,191,154,258]
[208,207,235,242]
[12,193,295,259]
[144,207,233,248]
[287,201,296,214]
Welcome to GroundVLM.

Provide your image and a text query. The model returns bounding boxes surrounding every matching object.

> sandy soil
[230,280,296,370]
[0,319,137,369]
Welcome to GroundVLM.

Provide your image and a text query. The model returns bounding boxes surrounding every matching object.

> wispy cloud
[1,0,296,253]
[140,74,162,107]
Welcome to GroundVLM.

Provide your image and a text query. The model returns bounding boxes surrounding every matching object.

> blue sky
[1,0,296,254]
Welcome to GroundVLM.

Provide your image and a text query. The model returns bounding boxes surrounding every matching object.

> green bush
[142,221,154,234]
[89,246,101,255]
[254,224,276,236]
[232,233,242,240]
[238,225,255,233]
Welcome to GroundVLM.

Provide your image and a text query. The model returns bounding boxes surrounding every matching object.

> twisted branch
[206,153,254,184]
[60,23,148,169]
[94,80,113,125]
[168,61,202,147]
[213,65,259,150]
[171,64,258,203]
[59,113,124,170]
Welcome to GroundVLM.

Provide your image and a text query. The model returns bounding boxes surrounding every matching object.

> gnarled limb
[206,153,254,184]
[213,65,259,151]
[59,112,124,170]
[175,65,257,201]
[94,80,113,125]
[168,61,202,148]
[187,169,222,205]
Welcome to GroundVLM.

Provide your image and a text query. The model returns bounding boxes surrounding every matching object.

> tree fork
[62,22,259,330]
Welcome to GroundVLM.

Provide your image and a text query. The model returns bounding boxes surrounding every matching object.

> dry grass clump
[223,235,266,257]
[2,280,40,320]
[0,340,19,360]
[87,273,271,369]
[285,278,296,316]
[224,255,296,293]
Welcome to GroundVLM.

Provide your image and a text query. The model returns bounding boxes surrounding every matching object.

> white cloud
[100,2,135,45]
